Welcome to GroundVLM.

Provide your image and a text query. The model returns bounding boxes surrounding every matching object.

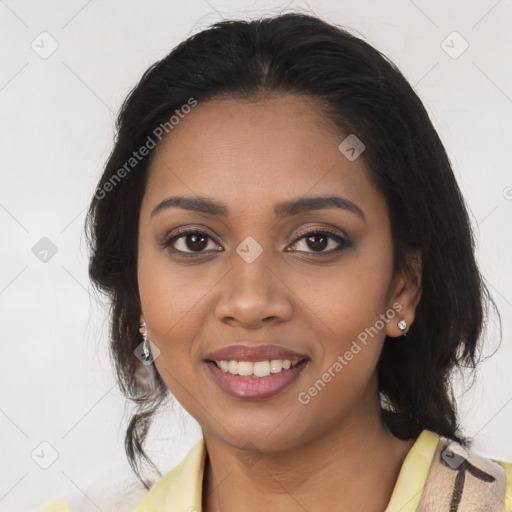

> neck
[201,404,416,512]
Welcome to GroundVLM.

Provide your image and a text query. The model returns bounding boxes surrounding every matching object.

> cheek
[137,243,229,401]
[138,240,212,332]
[289,246,393,393]
[293,252,392,339]
[137,244,201,375]
[294,270,389,419]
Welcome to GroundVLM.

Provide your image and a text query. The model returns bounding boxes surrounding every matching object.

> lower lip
[206,360,308,400]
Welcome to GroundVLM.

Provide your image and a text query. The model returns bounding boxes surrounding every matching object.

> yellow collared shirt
[39,430,512,512]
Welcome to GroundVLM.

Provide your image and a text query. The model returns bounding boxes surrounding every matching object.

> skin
[137,95,422,512]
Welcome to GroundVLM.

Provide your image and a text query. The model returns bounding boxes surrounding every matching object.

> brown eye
[184,232,208,251]
[305,233,329,252]
[163,229,221,255]
[289,229,352,255]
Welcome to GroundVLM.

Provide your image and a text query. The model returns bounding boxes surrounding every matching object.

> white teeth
[228,360,238,374]
[237,361,253,376]
[254,361,271,377]
[214,359,302,377]
[270,360,283,373]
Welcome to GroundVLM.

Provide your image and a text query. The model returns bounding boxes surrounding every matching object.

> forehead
[142,95,383,219]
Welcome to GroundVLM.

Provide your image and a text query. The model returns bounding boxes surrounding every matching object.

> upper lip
[205,344,308,363]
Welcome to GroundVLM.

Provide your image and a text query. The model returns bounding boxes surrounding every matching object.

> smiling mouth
[206,358,308,378]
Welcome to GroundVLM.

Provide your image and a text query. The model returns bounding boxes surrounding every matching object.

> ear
[386,250,422,338]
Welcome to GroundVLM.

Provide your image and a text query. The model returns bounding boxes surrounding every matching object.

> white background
[1,1,511,511]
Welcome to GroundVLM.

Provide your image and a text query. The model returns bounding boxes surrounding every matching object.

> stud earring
[397,318,407,336]
[139,321,152,361]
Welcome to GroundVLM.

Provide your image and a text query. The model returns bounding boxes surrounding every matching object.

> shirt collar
[135,437,206,512]
[135,430,440,512]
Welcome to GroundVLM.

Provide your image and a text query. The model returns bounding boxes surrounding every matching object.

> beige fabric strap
[417,436,508,512]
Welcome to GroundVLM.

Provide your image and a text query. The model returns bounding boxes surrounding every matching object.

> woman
[41,12,511,512]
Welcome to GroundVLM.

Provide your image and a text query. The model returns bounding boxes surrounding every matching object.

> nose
[214,243,293,329]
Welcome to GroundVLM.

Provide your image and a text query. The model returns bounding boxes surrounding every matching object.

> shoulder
[36,499,71,511]
[135,438,206,512]
[36,439,205,512]
[417,432,512,512]
[35,468,148,511]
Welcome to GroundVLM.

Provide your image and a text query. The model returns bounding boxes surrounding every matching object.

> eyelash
[161,227,352,258]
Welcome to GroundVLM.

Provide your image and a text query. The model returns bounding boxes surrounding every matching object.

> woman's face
[137,95,418,452]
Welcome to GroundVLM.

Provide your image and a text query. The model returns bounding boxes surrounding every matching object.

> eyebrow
[150,194,365,221]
